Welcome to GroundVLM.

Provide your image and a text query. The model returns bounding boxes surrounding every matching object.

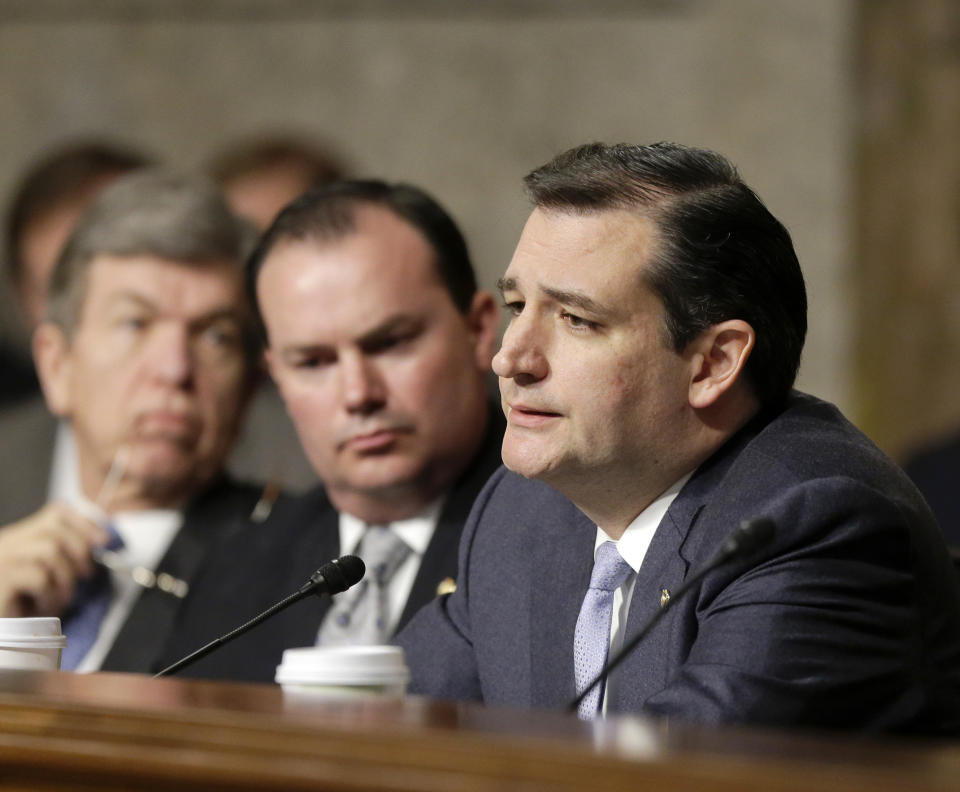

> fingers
[0,503,107,618]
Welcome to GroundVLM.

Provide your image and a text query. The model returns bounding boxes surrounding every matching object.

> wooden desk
[0,670,956,791]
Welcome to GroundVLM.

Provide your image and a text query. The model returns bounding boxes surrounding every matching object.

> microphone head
[314,555,366,595]
[730,517,776,556]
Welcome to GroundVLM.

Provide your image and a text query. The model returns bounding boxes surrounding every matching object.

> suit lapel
[398,505,462,630]
[609,506,695,709]
[398,406,505,631]
[530,503,596,709]
[102,479,254,672]
[606,414,769,712]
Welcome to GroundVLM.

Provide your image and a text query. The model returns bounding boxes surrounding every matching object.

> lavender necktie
[60,523,123,671]
[573,541,634,720]
[317,525,411,646]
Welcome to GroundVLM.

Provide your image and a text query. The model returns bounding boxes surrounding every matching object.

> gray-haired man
[0,171,264,672]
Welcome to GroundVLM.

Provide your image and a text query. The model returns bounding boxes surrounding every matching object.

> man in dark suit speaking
[397,142,960,734]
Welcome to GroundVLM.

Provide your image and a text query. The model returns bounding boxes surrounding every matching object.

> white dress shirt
[594,473,691,713]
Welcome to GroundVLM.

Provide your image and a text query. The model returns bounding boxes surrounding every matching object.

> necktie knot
[317,524,411,646]
[362,526,410,587]
[589,541,633,592]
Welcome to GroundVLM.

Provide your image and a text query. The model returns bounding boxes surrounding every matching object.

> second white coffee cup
[276,645,409,697]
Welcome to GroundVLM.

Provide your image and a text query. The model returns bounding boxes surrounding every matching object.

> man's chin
[332,458,431,498]
[126,456,211,499]
[501,439,556,481]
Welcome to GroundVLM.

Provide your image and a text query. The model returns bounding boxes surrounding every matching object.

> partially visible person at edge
[0,170,266,674]
[0,140,151,408]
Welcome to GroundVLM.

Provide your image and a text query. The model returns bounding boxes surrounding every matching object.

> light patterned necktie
[317,525,411,646]
[60,522,124,671]
[573,541,634,720]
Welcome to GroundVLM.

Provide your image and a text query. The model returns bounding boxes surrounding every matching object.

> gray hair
[47,170,258,346]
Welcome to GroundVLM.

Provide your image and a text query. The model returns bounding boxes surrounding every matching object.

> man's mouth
[137,410,197,438]
[506,404,562,428]
[342,427,409,453]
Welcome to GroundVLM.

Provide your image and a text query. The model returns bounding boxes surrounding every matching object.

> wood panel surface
[0,670,957,791]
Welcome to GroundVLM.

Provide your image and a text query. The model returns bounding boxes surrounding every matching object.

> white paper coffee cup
[276,645,410,697]
[0,617,66,671]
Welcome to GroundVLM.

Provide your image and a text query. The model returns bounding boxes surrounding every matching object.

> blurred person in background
[1,140,152,407]
[0,171,265,673]
[906,431,960,546]
[208,134,346,230]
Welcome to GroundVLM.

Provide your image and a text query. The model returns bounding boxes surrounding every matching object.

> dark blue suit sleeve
[639,477,960,732]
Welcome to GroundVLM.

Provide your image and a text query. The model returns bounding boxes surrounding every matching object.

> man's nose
[340,352,387,415]
[492,313,549,384]
[150,325,194,387]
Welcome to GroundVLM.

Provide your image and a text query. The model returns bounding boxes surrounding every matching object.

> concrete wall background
[0,0,855,413]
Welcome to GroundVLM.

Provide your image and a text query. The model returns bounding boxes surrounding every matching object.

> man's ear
[32,322,73,418]
[465,290,500,371]
[687,320,755,409]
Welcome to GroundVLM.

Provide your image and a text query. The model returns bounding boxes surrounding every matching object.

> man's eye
[201,324,240,348]
[501,300,524,316]
[118,316,148,332]
[364,332,417,355]
[560,311,598,331]
[294,355,331,369]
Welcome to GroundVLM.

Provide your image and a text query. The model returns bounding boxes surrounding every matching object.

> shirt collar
[340,496,445,556]
[594,472,692,572]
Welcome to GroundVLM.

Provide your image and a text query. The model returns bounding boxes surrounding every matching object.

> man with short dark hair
[398,142,960,734]
[162,180,502,682]
[0,171,264,672]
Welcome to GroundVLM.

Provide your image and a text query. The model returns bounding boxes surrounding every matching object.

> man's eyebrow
[109,291,243,325]
[106,291,158,311]
[496,277,516,295]
[356,314,423,346]
[540,285,613,319]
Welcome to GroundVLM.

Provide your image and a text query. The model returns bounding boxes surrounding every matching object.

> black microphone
[154,555,365,678]
[566,517,775,713]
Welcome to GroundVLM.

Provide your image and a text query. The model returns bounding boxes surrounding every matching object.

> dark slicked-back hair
[4,140,152,285]
[524,142,807,407]
[246,179,477,342]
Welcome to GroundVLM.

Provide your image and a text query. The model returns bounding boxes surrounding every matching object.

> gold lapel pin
[436,577,457,596]
[660,588,671,608]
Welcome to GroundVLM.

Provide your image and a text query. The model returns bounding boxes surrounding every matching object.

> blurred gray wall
[0,0,855,411]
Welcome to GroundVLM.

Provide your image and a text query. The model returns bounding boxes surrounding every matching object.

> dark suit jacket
[100,476,262,672]
[397,392,960,735]
[905,431,960,546]
[159,409,505,683]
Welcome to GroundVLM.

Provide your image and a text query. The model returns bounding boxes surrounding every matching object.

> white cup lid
[0,617,64,646]
[276,645,409,686]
